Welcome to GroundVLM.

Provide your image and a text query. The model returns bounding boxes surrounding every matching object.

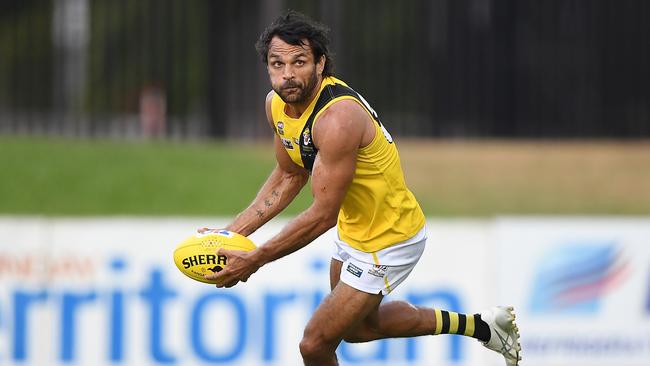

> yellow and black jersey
[270,76,425,252]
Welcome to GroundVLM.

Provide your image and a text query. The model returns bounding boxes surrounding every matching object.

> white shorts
[332,226,427,295]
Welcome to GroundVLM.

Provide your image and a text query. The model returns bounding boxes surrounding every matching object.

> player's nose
[282,65,294,79]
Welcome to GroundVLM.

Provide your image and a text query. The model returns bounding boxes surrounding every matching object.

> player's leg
[329,259,437,341]
[299,278,383,366]
[331,258,490,342]
[329,234,495,343]
[330,259,522,365]
[345,300,521,365]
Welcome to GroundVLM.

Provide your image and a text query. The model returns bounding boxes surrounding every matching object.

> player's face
[267,36,324,105]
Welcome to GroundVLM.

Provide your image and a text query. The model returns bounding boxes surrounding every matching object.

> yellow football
[173,229,257,284]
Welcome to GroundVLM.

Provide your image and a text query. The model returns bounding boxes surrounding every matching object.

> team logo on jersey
[281,137,294,150]
[277,121,285,135]
[303,127,311,145]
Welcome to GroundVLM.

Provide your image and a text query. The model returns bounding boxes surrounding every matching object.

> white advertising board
[0,217,492,366]
[495,217,650,366]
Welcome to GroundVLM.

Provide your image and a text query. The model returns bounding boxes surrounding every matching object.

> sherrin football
[173,229,257,284]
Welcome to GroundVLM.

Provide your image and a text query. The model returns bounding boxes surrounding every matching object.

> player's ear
[316,55,325,76]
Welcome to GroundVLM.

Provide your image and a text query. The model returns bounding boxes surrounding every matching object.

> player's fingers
[215,247,235,258]
[212,274,230,287]
[204,272,217,280]
[224,280,238,288]
[212,275,236,288]
[204,266,227,281]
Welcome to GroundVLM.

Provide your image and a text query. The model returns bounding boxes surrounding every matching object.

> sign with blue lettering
[0,218,491,366]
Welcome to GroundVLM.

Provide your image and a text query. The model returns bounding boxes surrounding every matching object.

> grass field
[399,140,650,215]
[1,137,649,216]
[0,137,311,216]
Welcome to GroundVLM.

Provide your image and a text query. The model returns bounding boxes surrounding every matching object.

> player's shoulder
[265,90,277,125]
[314,98,368,150]
[318,77,365,119]
[318,98,368,130]
[265,90,277,105]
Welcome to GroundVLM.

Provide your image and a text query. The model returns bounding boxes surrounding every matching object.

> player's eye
[271,61,283,68]
[295,60,305,66]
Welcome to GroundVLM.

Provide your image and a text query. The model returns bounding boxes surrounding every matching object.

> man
[202,11,521,366]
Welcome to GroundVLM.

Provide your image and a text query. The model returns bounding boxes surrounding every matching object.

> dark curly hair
[255,10,335,77]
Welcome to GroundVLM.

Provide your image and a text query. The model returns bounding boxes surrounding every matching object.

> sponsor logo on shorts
[346,263,363,278]
[368,264,388,278]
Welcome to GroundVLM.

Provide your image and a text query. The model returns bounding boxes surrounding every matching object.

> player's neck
[284,77,323,118]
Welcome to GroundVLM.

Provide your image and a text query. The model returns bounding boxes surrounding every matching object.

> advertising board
[0,217,491,366]
[495,218,650,366]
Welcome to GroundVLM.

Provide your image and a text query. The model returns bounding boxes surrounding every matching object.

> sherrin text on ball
[173,229,256,284]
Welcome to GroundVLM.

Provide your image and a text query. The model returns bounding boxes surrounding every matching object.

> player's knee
[300,328,335,359]
[299,336,328,359]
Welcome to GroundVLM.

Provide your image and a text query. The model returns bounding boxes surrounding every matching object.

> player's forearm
[250,203,338,267]
[226,166,308,236]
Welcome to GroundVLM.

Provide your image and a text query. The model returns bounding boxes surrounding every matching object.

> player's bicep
[311,149,356,212]
[310,119,361,218]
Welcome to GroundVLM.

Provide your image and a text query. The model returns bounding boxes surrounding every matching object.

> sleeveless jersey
[270,76,425,252]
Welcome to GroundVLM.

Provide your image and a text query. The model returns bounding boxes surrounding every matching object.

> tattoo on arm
[255,190,281,219]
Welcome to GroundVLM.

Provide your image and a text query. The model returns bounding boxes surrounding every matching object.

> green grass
[1,137,649,216]
[0,137,311,215]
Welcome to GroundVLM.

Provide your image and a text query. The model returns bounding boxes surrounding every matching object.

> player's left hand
[204,247,260,288]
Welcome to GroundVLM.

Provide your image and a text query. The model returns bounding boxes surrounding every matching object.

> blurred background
[1,0,649,138]
[1,1,649,366]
